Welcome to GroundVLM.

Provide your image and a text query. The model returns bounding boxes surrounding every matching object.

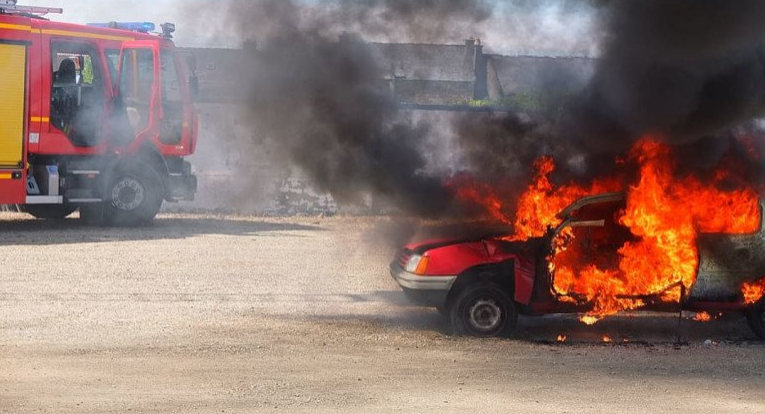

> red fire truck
[0,1,198,225]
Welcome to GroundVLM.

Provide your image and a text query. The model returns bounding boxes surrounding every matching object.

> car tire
[103,162,163,227]
[24,204,77,220]
[746,299,765,340]
[450,283,517,338]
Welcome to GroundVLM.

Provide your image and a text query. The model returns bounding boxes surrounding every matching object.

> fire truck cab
[0,2,198,225]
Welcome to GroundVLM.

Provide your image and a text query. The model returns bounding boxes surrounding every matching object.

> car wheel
[103,162,163,227]
[746,299,765,340]
[450,283,517,338]
[24,204,77,220]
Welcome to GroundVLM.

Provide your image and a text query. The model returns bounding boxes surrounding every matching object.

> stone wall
[178,43,596,215]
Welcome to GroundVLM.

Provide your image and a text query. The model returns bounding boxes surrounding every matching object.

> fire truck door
[115,41,160,147]
[0,42,27,169]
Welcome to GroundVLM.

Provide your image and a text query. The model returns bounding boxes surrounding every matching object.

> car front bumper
[390,263,457,307]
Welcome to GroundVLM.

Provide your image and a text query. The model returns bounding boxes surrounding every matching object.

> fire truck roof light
[87,21,156,33]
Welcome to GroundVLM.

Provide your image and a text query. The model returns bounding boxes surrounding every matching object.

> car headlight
[405,254,430,275]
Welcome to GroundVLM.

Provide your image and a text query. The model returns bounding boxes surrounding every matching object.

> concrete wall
[179,44,596,215]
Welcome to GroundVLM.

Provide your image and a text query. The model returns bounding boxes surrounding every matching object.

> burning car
[390,192,765,338]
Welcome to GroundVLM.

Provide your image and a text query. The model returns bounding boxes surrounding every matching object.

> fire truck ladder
[0,0,62,15]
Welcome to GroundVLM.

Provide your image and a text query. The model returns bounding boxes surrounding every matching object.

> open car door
[113,40,161,148]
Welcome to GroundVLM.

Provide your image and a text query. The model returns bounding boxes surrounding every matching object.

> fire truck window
[119,49,154,133]
[161,51,182,103]
[159,50,183,145]
[50,42,106,147]
[105,49,120,90]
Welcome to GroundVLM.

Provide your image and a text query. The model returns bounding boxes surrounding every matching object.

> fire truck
[0,1,198,225]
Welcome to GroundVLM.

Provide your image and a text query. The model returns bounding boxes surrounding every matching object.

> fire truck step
[26,196,63,205]
[67,198,102,203]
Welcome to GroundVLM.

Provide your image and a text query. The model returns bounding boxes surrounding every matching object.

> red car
[390,193,765,338]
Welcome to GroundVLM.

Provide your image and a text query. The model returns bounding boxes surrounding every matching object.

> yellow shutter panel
[0,43,26,168]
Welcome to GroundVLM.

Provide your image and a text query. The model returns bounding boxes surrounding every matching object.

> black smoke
[574,0,765,154]
[228,0,501,215]
[222,0,765,218]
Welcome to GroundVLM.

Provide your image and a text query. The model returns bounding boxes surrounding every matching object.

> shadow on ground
[0,216,323,246]
[304,290,762,345]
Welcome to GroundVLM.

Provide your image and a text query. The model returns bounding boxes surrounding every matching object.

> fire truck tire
[24,204,78,220]
[450,283,517,338]
[103,162,163,227]
[746,299,765,340]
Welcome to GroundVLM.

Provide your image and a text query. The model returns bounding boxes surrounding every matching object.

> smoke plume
[220,0,765,218]
[225,0,505,215]
[574,0,765,153]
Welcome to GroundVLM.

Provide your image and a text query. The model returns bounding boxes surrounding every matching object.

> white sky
[24,0,216,46]
[23,0,599,55]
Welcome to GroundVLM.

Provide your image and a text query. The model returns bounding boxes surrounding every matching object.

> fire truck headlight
[405,255,430,275]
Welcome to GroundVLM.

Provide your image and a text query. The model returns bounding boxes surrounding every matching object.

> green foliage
[461,89,575,120]
[82,55,94,84]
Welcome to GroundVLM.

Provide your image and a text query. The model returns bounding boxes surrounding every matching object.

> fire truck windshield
[159,50,185,145]
[161,50,182,103]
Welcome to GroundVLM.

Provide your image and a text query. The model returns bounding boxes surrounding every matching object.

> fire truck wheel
[24,204,78,220]
[104,162,163,226]
[450,283,517,338]
[746,299,765,340]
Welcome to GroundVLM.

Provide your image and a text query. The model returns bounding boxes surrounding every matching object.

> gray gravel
[1,212,764,414]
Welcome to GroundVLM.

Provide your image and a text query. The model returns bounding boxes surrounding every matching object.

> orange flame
[450,138,762,324]
[549,139,760,322]
[602,335,613,343]
[447,176,513,224]
[742,278,765,305]
[557,335,567,342]
[510,157,621,241]
[694,312,712,322]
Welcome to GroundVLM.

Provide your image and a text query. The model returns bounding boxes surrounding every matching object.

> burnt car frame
[390,192,765,338]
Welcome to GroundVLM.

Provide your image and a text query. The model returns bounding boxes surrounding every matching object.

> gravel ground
[0,212,763,413]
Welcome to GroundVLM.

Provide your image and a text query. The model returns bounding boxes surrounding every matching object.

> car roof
[556,192,626,220]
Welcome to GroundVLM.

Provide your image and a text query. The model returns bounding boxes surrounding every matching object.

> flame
[602,335,613,343]
[549,139,760,322]
[510,157,621,241]
[694,312,712,322]
[580,315,599,326]
[742,278,765,305]
[557,335,567,342]
[452,137,762,325]
[447,175,513,224]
